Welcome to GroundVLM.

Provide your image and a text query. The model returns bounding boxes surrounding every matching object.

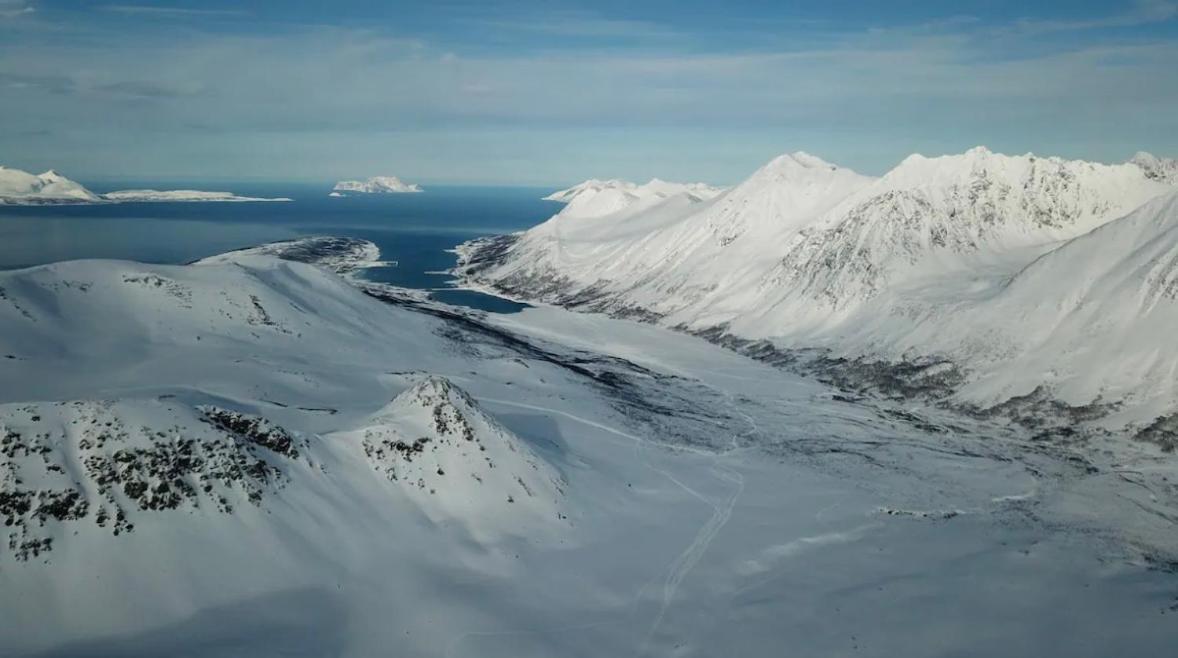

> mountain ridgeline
[456,148,1178,439]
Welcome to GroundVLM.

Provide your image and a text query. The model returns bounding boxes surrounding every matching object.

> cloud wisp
[0,0,33,19]
[100,5,247,18]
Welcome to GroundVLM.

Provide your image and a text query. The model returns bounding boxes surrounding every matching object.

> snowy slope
[332,175,422,194]
[458,147,1178,427]
[2,236,1177,656]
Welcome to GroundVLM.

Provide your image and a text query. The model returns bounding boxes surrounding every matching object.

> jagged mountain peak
[344,375,566,538]
[1131,151,1178,183]
[389,375,479,414]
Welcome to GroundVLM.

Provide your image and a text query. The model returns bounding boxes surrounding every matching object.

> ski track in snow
[473,396,746,657]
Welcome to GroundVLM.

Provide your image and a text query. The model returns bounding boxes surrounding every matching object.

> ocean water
[0,183,557,313]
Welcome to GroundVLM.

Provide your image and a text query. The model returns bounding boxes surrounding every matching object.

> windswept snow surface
[1,237,1176,657]
[332,175,423,194]
[457,148,1178,433]
[0,165,290,204]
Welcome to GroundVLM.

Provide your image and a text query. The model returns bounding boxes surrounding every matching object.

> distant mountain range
[457,148,1178,440]
[0,165,290,204]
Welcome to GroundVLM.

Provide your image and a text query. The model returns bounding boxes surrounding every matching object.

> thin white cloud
[470,9,681,41]
[1012,0,1177,34]
[0,0,34,19]
[101,5,246,18]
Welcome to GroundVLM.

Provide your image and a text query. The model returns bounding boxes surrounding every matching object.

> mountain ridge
[457,147,1178,431]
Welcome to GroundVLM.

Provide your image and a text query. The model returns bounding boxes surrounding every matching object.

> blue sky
[1,0,1177,185]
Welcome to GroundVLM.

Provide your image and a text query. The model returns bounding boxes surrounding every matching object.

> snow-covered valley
[1,236,1176,657]
[457,148,1178,441]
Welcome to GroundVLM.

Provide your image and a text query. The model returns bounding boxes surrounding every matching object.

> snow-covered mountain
[0,165,290,204]
[0,166,100,204]
[543,178,724,219]
[457,147,1178,428]
[331,175,422,195]
[457,151,876,318]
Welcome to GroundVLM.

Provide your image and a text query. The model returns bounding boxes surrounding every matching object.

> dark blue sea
[0,183,558,313]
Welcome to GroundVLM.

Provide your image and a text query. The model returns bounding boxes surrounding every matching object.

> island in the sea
[330,175,423,196]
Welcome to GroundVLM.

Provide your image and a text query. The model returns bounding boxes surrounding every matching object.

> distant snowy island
[0,165,290,204]
[101,189,292,203]
[331,175,423,196]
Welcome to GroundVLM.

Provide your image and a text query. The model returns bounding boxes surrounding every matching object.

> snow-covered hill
[0,164,290,204]
[457,148,1178,431]
[332,175,422,195]
[0,248,563,553]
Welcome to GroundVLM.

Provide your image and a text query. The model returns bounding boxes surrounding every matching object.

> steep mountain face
[740,148,1171,328]
[331,175,422,194]
[0,166,100,204]
[888,191,1178,417]
[458,148,1178,427]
